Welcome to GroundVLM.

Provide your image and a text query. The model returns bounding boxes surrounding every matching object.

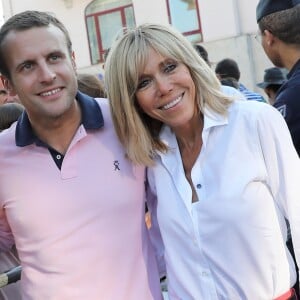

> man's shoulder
[94,97,109,106]
[275,79,300,106]
[92,98,122,143]
[93,98,113,126]
[94,97,109,114]
[0,124,17,144]
[0,125,18,159]
[274,80,300,120]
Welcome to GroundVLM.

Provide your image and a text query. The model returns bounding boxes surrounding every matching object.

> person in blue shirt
[215,58,266,102]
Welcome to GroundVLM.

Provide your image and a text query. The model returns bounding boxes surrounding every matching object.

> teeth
[40,88,61,97]
[162,96,182,110]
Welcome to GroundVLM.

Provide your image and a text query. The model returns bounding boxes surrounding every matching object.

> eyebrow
[139,58,176,75]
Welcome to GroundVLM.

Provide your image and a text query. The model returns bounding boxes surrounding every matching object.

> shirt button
[56,154,62,160]
[201,271,209,277]
[196,183,202,189]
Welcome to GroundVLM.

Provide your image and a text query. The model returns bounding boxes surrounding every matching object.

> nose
[155,76,173,96]
[38,63,56,83]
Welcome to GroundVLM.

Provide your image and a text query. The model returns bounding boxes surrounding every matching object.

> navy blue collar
[288,58,300,79]
[15,91,104,147]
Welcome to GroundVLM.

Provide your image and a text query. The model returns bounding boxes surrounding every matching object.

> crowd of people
[0,0,299,299]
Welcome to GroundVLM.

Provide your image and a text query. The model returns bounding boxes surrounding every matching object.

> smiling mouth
[161,94,183,110]
[39,88,62,97]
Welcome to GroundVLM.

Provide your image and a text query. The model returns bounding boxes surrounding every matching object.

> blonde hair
[105,23,232,166]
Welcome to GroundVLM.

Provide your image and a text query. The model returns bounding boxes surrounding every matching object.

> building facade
[1,0,272,93]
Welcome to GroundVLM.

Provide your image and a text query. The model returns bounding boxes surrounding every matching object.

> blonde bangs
[105,30,158,166]
[105,24,232,166]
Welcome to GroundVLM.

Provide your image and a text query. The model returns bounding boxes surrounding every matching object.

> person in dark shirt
[257,1,300,298]
[256,0,300,156]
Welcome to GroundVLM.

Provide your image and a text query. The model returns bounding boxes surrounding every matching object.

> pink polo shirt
[0,95,162,299]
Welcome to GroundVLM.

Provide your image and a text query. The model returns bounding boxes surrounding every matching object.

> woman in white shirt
[105,23,300,300]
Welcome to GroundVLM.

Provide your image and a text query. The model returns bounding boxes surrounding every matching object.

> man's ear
[1,75,17,96]
[264,29,275,46]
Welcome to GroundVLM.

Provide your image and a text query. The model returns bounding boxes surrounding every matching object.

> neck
[30,101,81,154]
[175,113,204,204]
[175,113,203,150]
[279,44,300,71]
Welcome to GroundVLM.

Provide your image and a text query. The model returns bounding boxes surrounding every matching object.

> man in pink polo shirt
[0,10,162,299]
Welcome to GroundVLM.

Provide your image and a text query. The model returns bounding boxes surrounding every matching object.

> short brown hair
[258,5,300,45]
[105,23,232,165]
[0,10,73,78]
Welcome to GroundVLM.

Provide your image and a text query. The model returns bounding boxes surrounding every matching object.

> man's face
[259,29,284,68]
[2,24,78,124]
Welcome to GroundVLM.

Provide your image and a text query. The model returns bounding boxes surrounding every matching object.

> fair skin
[136,47,203,202]
[1,25,80,154]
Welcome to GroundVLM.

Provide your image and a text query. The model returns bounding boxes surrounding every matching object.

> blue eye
[137,78,151,90]
[23,62,33,70]
[164,63,177,73]
[50,54,61,62]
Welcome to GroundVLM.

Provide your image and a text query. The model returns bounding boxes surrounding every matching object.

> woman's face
[135,47,197,130]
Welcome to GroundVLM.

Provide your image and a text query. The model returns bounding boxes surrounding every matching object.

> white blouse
[148,100,300,299]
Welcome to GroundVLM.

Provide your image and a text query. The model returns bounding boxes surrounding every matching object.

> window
[166,0,202,43]
[85,0,135,64]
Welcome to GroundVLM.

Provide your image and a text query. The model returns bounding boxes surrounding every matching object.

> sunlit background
[0,0,272,99]
[0,2,3,27]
